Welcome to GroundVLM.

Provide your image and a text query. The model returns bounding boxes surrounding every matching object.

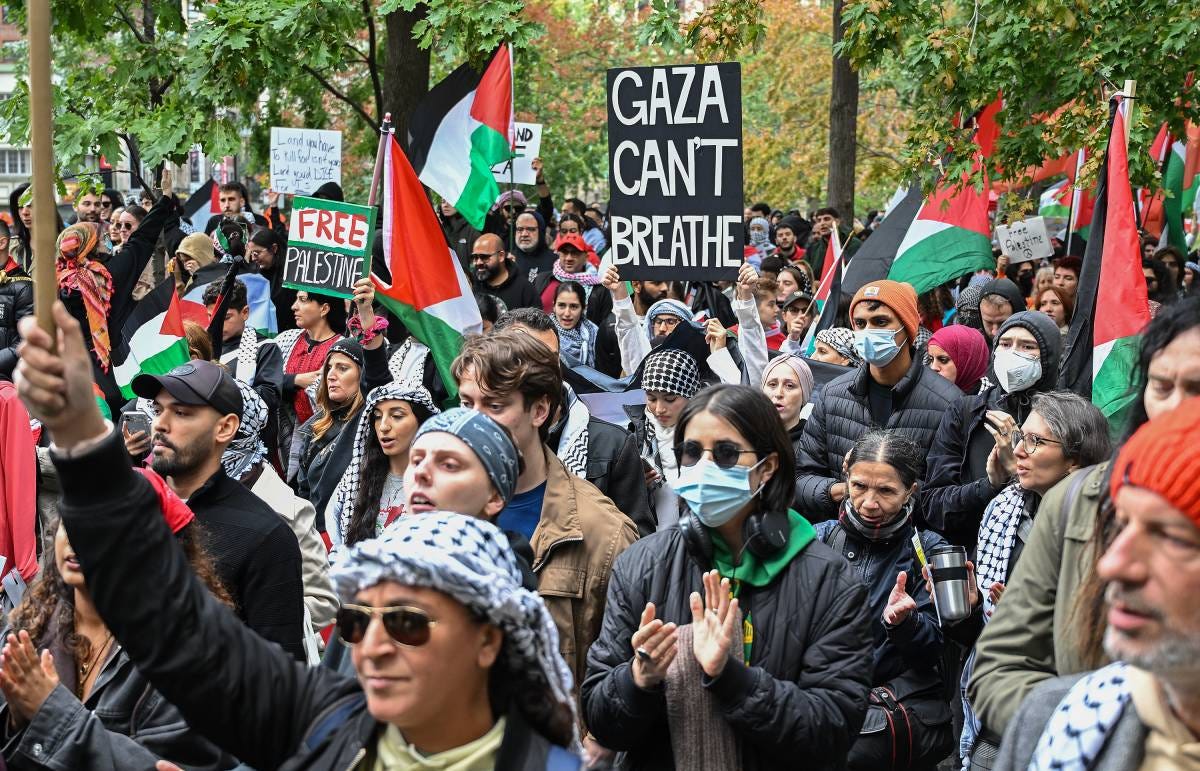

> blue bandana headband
[415,408,519,503]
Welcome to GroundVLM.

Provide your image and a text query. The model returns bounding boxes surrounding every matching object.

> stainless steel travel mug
[928,545,972,623]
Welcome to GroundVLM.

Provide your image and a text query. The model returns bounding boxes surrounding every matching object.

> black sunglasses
[470,250,502,262]
[674,439,758,469]
[335,604,439,646]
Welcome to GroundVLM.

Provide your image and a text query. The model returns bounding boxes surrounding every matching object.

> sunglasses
[675,439,758,468]
[117,221,135,230]
[335,604,438,647]
[470,250,502,262]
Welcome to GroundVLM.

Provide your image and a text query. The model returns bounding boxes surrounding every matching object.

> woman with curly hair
[0,473,234,769]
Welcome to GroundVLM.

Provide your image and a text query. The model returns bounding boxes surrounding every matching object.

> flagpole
[28,0,57,338]
[368,112,392,209]
[803,227,845,319]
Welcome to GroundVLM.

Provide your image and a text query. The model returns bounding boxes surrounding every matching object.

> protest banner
[283,196,376,298]
[996,215,1054,263]
[607,62,743,280]
[492,122,542,185]
[269,127,343,195]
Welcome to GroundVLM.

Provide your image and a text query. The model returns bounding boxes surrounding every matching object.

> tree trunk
[827,0,859,221]
[383,6,431,152]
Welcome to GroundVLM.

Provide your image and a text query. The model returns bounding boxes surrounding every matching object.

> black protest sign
[607,63,743,281]
[283,196,377,299]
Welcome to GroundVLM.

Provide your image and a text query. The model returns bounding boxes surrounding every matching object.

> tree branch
[114,4,150,44]
[361,0,384,122]
[301,65,375,129]
[856,140,902,166]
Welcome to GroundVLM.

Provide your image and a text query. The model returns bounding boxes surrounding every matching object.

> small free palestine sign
[283,196,376,299]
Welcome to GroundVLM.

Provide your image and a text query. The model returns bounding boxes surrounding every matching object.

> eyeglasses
[1010,428,1061,455]
[675,439,759,468]
[117,221,135,230]
[470,250,502,262]
[335,604,438,646]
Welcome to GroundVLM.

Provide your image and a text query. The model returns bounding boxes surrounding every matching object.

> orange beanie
[850,280,920,346]
[1111,396,1200,524]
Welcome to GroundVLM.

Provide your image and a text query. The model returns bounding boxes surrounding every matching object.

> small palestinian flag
[113,280,191,400]
[407,45,515,230]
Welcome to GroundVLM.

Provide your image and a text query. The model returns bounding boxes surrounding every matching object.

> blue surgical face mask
[676,457,767,528]
[854,328,905,366]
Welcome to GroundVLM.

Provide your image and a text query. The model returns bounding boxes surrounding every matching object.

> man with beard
[995,397,1200,770]
[72,187,103,224]
[131,360,305,661]
[470,233,538,312]
[204,182,269,234]
[805,206,861,280]
[512,210,557,283]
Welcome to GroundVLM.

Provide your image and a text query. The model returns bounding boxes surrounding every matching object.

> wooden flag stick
[1121,80,1137,150]
[28,0,57,339]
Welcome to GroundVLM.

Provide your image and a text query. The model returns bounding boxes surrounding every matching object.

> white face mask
[993,348,1042,393]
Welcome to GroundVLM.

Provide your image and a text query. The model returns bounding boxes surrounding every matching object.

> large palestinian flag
[407,45,514,230]
[373,133,482,404]
[1059,99,1151,432]
[113,280,191,399]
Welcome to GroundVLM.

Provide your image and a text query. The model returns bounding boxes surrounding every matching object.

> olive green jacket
[967,461,1111,737]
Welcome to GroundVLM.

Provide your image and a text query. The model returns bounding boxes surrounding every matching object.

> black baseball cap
[132,361,244,417]
[781,291,814,311]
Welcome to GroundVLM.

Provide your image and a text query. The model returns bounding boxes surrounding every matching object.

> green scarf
[709,509,816,661]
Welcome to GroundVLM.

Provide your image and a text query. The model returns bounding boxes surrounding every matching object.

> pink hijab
[928,325,989,393]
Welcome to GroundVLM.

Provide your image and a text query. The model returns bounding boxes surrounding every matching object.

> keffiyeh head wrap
[221,379,268,481]
[642,349,701,398]
[414,408,519,503]
[330,512,578,745]
[956,285,985,331]
[331,384,440,544]
[815,327,862,366]
[56,223,114,370]
[643,299,701,342]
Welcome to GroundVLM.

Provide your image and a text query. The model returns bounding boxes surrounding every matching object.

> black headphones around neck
[679,505,791,567]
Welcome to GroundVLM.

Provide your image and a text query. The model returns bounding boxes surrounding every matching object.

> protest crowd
[0,47,1198,771]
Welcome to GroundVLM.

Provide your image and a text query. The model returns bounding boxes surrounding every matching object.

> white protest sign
[269,127,343,195]
[491,122,542,185]
[996,216,1054,263]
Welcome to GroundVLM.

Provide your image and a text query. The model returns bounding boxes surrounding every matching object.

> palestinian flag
[800,234,850,355]
[374,132,482,404]
[407,45,514,230]
[1038,179,1071,219]
[183,179,220,233]
[1163,136,1190,252]
[113,280,191,399]
[842,185,922,297]
[1059,99,1151,432]
[183,272,279,337]
[1067,150,1096,246]
[886,96,1002,295]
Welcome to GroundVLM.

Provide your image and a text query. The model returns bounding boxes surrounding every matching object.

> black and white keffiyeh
[221,379,268,481]
[219,324,260,383]
[641,348,701,398]
[388,338,430,388]
[976,482,1030,615]
[328,383,440,548]
[554,387,590,478]
[330,512,579,748]
[1029,662,1131,771]
[555,317,598,369]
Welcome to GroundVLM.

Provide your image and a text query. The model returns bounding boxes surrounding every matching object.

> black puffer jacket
[55,431,579,771]
[0,270,33,380]
[921,311,1062,547]
[582,526,874,770]
[795,354,963,521]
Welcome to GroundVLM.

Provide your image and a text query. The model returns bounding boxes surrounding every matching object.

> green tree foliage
[838,0,1200,190]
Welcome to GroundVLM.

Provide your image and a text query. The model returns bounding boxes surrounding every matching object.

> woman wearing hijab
[760,353,815,452]
[747,216,775,266]
[327,384,440,550]
[0,472,233,770]
[927,324,990,394]
[552,281,600,368]
[625,348,702,531]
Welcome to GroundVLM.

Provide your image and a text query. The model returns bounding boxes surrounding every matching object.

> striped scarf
[551,260,601,286]
[56,223,114,371]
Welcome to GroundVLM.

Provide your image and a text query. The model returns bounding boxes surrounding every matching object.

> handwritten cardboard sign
[269,127,343,196]
[283,196,375,298]
[996,216,1053,263]
[492,122,542,185]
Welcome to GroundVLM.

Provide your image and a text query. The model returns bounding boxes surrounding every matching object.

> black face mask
[1017,272,1035,296]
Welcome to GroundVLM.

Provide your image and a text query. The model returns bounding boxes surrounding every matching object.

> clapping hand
[690,570,739,678]
[0,631,59,728]
[630,602,677,689]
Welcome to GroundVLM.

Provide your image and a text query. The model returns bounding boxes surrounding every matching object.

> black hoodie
[512,210,556,284]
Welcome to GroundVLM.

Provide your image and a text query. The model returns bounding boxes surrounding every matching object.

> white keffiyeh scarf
[975,482,1030,615]
[1029,663,1132,771]
[554,389,590,478]
[388,338,430,388]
